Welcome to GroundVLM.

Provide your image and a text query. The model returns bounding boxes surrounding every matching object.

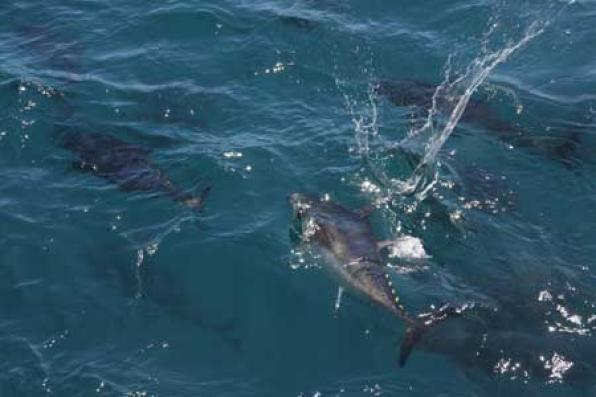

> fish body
[375,79,513,131]
[290,193,405,316]
[289,193,459,365]
[375,79,582,166]
[279,15,318,30]
[60,131,209,209]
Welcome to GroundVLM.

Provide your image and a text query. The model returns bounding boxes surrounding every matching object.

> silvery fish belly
[339,259,406,316]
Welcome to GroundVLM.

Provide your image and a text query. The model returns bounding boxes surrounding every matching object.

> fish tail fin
[399,323,424,367]
[398,304,462,367]
[183,185,212,210]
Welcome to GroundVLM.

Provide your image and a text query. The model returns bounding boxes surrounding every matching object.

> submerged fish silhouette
[279,15,318,30]
[86,243,241,351]
[60,131,210,209]
[289,193,462,366]
[375,79,582,166]
[374,79,515,132]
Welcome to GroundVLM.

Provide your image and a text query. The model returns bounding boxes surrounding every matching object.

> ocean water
[1,0,596,396]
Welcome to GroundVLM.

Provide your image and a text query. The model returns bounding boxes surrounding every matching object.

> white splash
[260,61,295,75]
[396,20,547,195]
[360,179,381,194]
[343,2,576,201]
[538,289,553,302]
[494,357,523,376]
[387,235,430,260]
[223,151,243,159]
[540,352,574,384]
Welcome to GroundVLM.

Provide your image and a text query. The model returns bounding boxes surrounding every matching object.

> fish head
[288,193,317,220]
[288,193,321,241]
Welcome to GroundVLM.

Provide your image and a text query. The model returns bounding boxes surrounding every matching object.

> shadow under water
[87,243,242,352]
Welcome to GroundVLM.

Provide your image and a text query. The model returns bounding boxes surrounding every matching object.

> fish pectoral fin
[334,286,344,316]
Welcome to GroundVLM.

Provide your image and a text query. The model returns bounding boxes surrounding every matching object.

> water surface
[1,1,596,396]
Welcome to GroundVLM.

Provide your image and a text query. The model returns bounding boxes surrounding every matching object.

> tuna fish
[289,193,462,366]
[60,131,210,209]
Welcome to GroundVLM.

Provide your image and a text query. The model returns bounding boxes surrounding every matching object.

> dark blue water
[1,1,596,396]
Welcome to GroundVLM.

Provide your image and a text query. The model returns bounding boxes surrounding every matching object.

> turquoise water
[1,0,596,396]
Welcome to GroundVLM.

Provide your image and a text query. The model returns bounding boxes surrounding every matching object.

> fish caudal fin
[399,323,425,367]
[398,304,463,367]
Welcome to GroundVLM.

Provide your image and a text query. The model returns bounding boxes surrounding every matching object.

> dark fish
[60,131,210,209]
[279,15,318,30]
[289,193,462,366]
[375,80,436,110]
[422,307,596,391]
[375,79,583,166]
[503,129,582,169]
[374,79,516,132]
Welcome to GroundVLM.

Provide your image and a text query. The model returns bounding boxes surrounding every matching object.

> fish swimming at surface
[59,131,210,209]
[289,193,462,366]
